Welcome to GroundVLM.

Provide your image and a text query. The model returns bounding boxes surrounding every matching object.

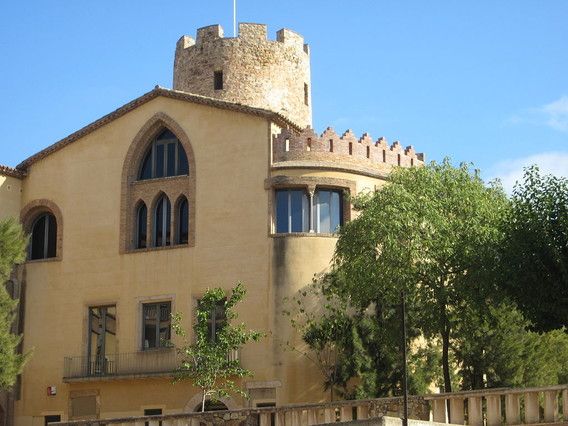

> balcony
[63,349,239,382]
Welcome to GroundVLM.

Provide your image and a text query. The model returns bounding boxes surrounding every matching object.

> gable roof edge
[16,87,301,171]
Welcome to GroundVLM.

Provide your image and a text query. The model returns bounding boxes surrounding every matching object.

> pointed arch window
[153,195,171,247]
[176,196,189,245]
[30,213,57,260]
[139,129,189,180]
[136,202,148,249]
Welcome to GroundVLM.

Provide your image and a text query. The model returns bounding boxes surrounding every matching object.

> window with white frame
[275,188,343,234]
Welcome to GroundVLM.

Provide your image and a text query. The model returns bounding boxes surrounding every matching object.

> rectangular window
[144,408,162,426]
[315,189,343,233]
[88,306,116,376]
[143,302,171,349]
[275,189,309,233]
[214,71,223,90]
[304,83,309,106]
[155,144,165,178]
[45,416,61,426]
[197,299,226,343]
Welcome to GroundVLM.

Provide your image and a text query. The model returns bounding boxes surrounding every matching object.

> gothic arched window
[30,213,57,260]
[153,195,171,247]
[176,196,189,245]
[135,202,148,249]
[139,129,189,180]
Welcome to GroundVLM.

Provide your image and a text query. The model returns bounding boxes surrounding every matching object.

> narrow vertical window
[304,83,309,106]
[329,139,334,152]
[397,154,401,166]
[153,195,171,247]
[142,302,171,349]
[366,146,370,158]
[136,203,147,249]
[214,71,223,90]
[307,138,311,152]
[30,213,57,260]
[382,150,386,162]
[177,197,189,245]
[349,143,353,155]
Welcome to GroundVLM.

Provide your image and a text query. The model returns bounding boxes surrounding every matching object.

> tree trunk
[201,390,206,412]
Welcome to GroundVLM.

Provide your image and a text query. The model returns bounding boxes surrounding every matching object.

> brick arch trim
[120,112,196,253]
[20,198,64,261]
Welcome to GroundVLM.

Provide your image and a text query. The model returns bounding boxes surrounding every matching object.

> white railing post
[505,393,520,425]
[340,406,353,422]
[260,413,271,426]
[432,399,447,423]
[306,409,318,425]
[524,392,540,424]
[449,397,464,425]
[486,395,501,426]
[563,390,568,420]
[323,408,334,423]
[276,411,286,426]
[467,396,483,426]
[544,390,558,423]
[356,404,369,420]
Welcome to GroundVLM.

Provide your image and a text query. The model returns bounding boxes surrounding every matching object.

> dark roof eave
[0,164,25,179]
[16,87,301,172]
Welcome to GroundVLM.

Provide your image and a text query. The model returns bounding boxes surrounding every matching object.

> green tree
[454,301,568,389]
[500,166,568,331]
[0,218,28,390]
[329,159,509,392]
[285,278,441,399]
[172,282,263,412]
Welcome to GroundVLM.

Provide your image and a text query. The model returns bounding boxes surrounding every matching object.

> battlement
[273,127,424,173]
[179,23,308,52]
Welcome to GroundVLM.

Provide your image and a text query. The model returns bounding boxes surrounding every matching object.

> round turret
[173,23,312,128]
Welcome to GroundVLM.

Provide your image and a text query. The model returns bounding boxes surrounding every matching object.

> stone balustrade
[53,396,428,426]
[52,385,568,426]
[425,384,568,425]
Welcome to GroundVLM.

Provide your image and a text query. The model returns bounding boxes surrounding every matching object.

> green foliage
[454,301,568,389]
[285,279,440,399]
[172,282,263,412]
[500,166,568,331]
[329,159,509,392]
[0,218,28,390]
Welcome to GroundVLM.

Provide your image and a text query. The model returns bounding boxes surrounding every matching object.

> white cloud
[506,95,568,132]
[489,151,568,193]
[541,96,568,132]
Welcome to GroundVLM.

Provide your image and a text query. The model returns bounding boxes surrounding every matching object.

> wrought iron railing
[63,349,240,380]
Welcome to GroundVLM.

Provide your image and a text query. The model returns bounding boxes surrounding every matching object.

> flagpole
[233,0,237,37]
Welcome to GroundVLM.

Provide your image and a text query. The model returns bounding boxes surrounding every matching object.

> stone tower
[173,23,312,128]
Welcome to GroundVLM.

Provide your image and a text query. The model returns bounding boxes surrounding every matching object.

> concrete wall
[0,175,22,221]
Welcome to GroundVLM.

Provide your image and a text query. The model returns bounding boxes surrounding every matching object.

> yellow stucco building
[0,23,424,426]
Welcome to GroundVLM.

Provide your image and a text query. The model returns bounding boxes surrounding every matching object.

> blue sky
[1,1,567,191]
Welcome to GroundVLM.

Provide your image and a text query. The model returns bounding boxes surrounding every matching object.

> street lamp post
[401,290,409,426]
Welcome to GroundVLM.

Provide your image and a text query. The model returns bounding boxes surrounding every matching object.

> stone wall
[174,23,312,128]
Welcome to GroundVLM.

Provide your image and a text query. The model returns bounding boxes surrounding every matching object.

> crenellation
[276,28,307,51]
[176,35,195,50]
[273,127,424,172]
[239,23,268,41]
[195,24,224,45]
